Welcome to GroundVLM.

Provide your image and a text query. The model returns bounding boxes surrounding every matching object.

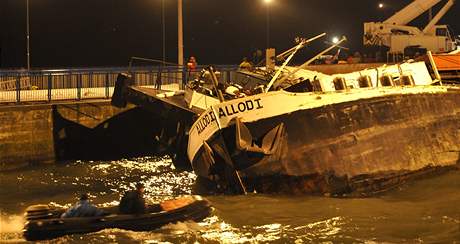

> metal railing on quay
[0,65,238,104]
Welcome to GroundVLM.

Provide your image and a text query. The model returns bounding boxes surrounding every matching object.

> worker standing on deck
[119,183,146,214]
[239,57,252,70]
[61,193,105,218]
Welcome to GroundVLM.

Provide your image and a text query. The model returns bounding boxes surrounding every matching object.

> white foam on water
[0,214,24,233]
[160,221,203,234]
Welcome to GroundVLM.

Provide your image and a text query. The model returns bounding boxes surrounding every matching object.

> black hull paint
[53,106,164,161]
[192,91,460,194]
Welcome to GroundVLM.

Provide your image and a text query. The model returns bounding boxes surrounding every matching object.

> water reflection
[87,157,197,203]
[1,156,459,243]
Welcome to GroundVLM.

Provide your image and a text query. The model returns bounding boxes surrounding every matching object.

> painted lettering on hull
[196,98,263,135]
[218,98,263,118]
[196,110,217,134]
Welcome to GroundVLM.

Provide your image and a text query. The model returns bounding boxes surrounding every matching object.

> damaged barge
[113,35,460,195]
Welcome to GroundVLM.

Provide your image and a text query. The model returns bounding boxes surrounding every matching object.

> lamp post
[264,0,272,49]
[162,0,166,63]
[26,0,30,70]
[378,3,385,62]
[178,0,183,66]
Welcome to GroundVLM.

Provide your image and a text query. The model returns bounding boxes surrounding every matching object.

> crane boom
[423,0,455,33]
[364,0,458,55]
[385,0,442,25]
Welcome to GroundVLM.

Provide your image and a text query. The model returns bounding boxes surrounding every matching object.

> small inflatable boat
[23,195,212,241]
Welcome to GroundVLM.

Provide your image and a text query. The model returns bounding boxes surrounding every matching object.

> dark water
[1,157,460,243]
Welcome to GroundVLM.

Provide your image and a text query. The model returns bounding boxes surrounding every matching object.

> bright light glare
[378,3,384,8]
[264,0,272,4]
[332,37,339,44]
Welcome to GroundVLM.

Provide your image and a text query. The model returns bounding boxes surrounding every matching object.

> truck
[364,0,459,57]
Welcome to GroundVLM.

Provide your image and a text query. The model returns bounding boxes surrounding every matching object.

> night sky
[1,0,459,69]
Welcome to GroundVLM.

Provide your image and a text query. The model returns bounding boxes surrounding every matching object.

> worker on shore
[61,193,105,218]
[155,67,162,90]
[186,56,198,88]
[119,183,146,214]
[187,56,198,72]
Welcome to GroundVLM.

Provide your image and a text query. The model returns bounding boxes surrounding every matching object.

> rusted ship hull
[188,88,460,195]
[111,57,460,195]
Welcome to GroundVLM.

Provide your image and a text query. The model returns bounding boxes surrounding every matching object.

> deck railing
[0,65,238,104]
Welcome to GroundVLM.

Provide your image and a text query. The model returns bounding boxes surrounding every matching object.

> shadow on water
[52,105,166,161]
[51,103,193,171]
[1,157,460,243]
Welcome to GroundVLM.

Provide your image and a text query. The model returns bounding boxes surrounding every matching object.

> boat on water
[23,196,212,241]
[112,34,460,195]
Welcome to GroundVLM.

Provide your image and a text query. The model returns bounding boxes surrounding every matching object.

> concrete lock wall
[0,101,132,171]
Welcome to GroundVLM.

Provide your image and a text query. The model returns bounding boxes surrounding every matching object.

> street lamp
[26,0,30,70]
[178,0,183,66]
[378,3,385,22]
[158,0,183,66]
[264,0,272,49]
[162,0,166,64]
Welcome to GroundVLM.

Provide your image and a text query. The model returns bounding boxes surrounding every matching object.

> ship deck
[128,86,202,114]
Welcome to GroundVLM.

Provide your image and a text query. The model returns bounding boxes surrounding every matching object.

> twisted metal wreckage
[112,33,460,196]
